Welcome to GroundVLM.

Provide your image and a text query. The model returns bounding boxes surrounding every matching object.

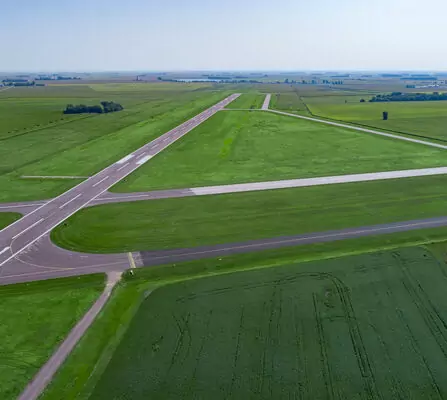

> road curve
[0,94,240,268]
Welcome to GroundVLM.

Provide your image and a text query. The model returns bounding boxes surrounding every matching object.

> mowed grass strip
[225,93,265,109]
[52,174,447,253]
[112,110,447,193]
[89,247,447,399]
[304,95,447,142]
[0,274,105,399]
[0,213,21,230]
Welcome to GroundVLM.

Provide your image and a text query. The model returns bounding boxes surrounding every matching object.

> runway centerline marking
[0,247,10,256]
[117,162,130,172]
[12,218,45,240]
[59,194,82,209]
[92,176,109,187]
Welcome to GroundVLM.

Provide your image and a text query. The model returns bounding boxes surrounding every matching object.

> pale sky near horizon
[2,0,446,72]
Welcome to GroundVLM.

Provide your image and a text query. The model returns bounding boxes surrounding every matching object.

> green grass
[0,274,105,399]
[225,93,265,109]
[112,110,447,193]
[270,91,310,114]
[304,95,447,142]
[53,174,447,253]
[0,213,21,230]
[73,247,447,399]
[0,84,230,202]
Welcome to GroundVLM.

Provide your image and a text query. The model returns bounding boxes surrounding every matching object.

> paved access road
[262,93,271,110]
[0,94,240,268]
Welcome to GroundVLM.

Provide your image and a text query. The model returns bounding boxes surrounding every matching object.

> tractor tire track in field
[394,251,447,359]
[395,308,443,399]
[227,306,245,399]
[293,304,306,400]
[313,293,335,399]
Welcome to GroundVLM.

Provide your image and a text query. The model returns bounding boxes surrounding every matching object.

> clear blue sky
[2,0,445,72]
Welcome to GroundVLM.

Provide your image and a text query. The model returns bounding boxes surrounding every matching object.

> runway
[0,94,240,268]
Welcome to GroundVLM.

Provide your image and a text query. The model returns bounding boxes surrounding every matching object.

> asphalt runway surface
[0,94,240,269]
[262,93,271,110]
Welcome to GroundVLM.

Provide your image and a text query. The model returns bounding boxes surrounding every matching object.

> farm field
[112,110,447,193]
[0,83,230,202]
[225,93,265,109]
[0,213,21,230]
[303,95,447,142]
[0,274,105,399]
[85,247,447,399]
[53,174,447,253]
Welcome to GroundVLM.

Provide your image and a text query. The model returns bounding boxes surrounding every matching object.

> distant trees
[370,92,447,102]
[360,99,366,103]
[63,101,123,114]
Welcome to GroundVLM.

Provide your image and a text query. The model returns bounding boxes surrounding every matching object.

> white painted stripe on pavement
[59,194,82,209]
[92,176,109,187]
[12,218,44,240]
[0,203,45,209]
[117,162,130,172]
[116,154,134,164]
[136,155,152,165]
[0,247,10,256]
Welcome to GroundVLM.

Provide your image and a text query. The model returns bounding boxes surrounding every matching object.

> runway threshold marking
[136,155,152,165]
[12,218,44,240]
[0,247,10,256]
[127,252,136,269]
[59,194,82,209]
[92,176,109,188]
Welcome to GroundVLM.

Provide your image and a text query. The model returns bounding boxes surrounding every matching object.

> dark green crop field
[53,174,447,253]
[89,247,447,399]
[0,274,105,399]
[0,83,229,202]
[112,110,447,193]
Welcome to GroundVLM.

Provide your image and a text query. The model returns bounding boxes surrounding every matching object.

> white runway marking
[0,247,10,256]
[92,176,109,187]
[136,155,152,165]
[116,154,135,164]
[117,162,130,172]
[21,176,89,179]
[12,218,44,240]
[59,194,82,209]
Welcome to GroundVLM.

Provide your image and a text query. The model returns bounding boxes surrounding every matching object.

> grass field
[112,110,447,192]
[0,213,21,230]
[0,83,230,202]
[84,247,447,399]
[225,93,265,109]
[0,274,105,399]
[53,174,447,253]
[270,91,310,114]
[303,95,447,142]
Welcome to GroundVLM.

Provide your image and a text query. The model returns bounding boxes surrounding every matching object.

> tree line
[63,101,124,114]
[369,92,447,102]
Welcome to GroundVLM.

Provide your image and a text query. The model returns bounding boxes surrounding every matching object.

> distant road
[0,94,240,268]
